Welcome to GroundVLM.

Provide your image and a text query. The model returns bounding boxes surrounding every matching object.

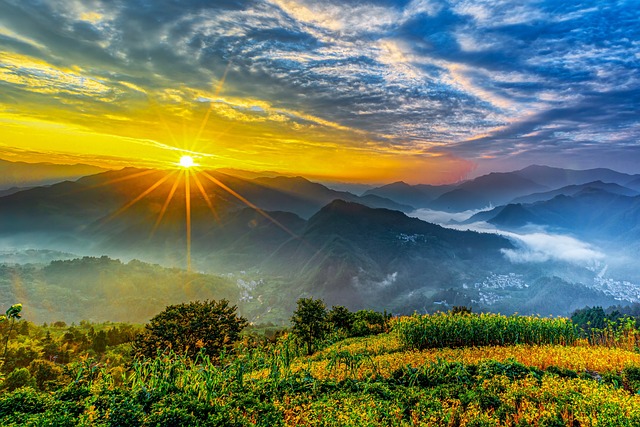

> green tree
[571,306,607,332]
[291,298,327,355]
[351,310,384,337]
[134,300,247,360]
[2,303,22,361]
[92,330,108,354]
[327,306,354,334]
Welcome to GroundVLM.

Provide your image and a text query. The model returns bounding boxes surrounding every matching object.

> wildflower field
[2,312,640,426]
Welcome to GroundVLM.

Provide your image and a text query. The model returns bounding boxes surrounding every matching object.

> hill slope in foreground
[3,313,640,426]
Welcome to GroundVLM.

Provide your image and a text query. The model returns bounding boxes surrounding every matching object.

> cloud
[0,0,638,179]
[410,207,491,224]
[418,207,606,266]
[501,231,605,265]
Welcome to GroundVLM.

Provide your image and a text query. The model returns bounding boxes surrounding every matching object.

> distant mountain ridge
[511,181,639,205]
[0,158,108,189]
[364,165,640,212]
[466,188,640,244]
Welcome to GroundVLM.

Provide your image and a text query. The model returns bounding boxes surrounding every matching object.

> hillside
[0,256,238,323]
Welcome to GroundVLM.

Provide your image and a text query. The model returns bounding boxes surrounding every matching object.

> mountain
[475,188,640,244]
[0,158,108,189]
[429,172,548,212]
[264,200,515,312]
[511,181,639,205]
[251,175,412,215]
[363,181,456,208]
[513,165,640,189]
[3,164,639,320]
[625,176,640,192]
[0,186,35,197]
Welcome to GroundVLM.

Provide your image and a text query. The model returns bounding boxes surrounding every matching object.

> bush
[29,359,64,391]
[134,300,247,360]
[622,366,640,393]
[2,368,36,392]
[351,310,389,337]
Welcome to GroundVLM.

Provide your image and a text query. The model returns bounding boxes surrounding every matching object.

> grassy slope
[3,328,640,425]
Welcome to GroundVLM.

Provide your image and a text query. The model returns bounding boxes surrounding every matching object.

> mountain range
[1,160,639,321]
[365,165,640,211]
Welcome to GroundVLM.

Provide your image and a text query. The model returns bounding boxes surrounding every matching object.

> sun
[179,155,195,168]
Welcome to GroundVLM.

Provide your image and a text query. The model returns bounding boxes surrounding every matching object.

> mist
[411,209,606,267]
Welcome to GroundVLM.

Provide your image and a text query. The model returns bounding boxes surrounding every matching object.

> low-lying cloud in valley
[411,209,605,267]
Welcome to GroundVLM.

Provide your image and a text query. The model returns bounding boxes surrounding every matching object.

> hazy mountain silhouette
[429,172,548,212]
[2,163,639,320]
[363,181,456,208]
[510,181,639,205]
[513,165,640,189]
[0,158,107,189]
[470,188,640,244]
[264,200,514,311]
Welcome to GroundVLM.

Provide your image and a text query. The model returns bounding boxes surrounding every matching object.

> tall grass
[394,312,578,350]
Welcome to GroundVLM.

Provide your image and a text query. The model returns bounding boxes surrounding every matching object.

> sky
[0,0,639,184]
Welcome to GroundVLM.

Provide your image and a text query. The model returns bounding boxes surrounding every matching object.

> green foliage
[1,327,640,425]
[2,368,36,391]
[395,312,578,350]
[571,306,608,331]
[622,366,640,393]
[325,305,390,340]
[350,310,390,337]
[29,360,64,391]
[2,303,23,363]
[291,298,327,355]
[134,300,248,360]
[326,306,354,333]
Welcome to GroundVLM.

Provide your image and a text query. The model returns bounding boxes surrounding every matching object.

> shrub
[2,368,36,392]
[29,359,64,391]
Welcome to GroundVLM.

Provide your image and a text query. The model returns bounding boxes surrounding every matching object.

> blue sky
[0,0,638,181]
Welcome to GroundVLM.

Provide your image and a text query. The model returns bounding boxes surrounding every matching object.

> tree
[134,300,247,360]
[571,306,607,332]
[351,309,389,337]
[327,306,354,333]
[291,298,327,355]
[2,303,22,361]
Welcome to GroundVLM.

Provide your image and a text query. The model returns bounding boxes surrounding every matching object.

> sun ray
[194,64,230,144]
[185,169,192,272]
[150,170,184,238]
[192,171,220,222]
[101,171,177,225]
[148,97,180,147]
[200,171,299,239]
